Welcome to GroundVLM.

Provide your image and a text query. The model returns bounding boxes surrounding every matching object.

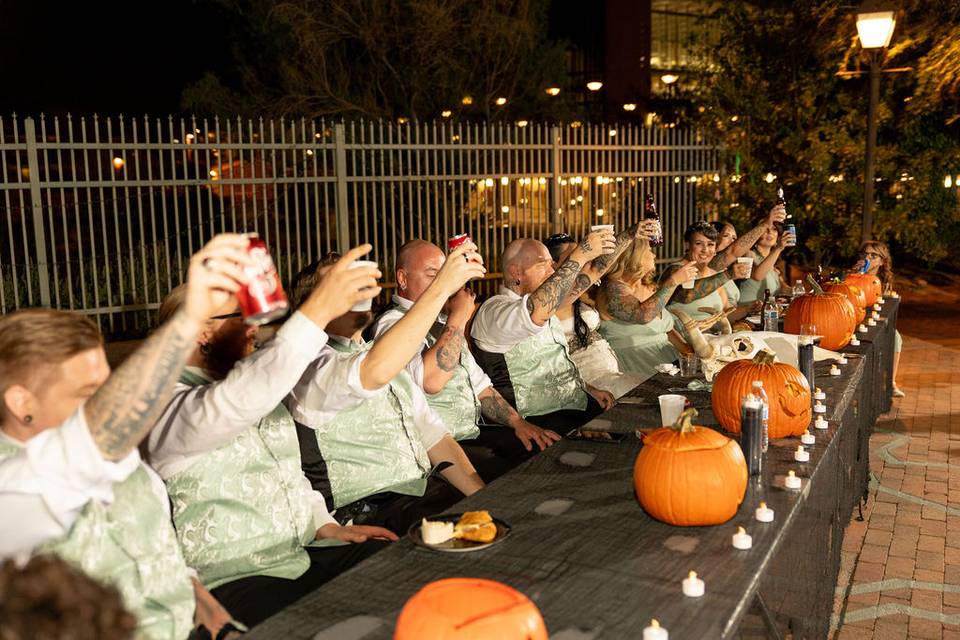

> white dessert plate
[409,513,512,553]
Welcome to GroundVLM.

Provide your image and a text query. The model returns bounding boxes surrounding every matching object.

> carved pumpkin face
[712,351,811,439]
[783,290,857,351]
[395,578,547,640]
[844,273,883,306]
[634,409,747,526]
[823,281,867,323]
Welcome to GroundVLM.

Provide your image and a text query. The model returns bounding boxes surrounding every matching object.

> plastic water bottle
[762,290,779,332]
[791,280,805,299]
[752,380,769,452]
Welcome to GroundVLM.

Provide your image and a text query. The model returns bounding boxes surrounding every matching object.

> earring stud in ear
[24,415,33,424]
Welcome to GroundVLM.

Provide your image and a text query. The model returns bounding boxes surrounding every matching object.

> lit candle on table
[815,415,829,430]
[643,618,669,640]
[732,526,753,550]
[785,470,802,489]
[801,430,815,445]
[814,400,827,413]
[682,570,705,597]
[813,387,826,400]
[755,501,774,522]
[850,336,861,346]
[794,445,809,462]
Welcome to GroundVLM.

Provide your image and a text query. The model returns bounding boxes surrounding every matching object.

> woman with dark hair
[738,221,795,305]
[712,220,738,252]
[709,220,764,324]
[545,233,645,397]
[854,240,904,396]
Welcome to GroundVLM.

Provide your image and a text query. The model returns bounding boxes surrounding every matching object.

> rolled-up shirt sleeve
[286,344,386,430]
[470,293,543,354]
[410,384,450,450]
[146,311,329,478]
[0,408,139,558]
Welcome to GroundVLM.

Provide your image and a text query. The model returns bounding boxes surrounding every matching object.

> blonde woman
[595,238,697,378]
[854,240,904,397]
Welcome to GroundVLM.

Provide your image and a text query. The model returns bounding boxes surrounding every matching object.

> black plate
[408,513,512,553]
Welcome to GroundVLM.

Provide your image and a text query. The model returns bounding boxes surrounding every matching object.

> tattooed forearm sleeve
[604,281,677,324]
[669,271,730,304]
[433,325,464,373]
[479,388,520,427]
[526,256,583,323]
[84,309,198,461]
[590,222,639,275]
[708,222,767,271]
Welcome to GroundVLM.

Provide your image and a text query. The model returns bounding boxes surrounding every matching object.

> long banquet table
[248,299,899,640]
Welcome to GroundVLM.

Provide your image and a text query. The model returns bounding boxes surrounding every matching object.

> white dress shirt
[146,310,337,530]
[0,408,146,560]
[470,286,547,354]
[371,294,492,397]
[288,335,451,451]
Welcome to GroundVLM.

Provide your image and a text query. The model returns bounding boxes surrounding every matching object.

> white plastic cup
[591,224,615,233]
[658,394,686,427]
[348,260,378,312]
[737,256,753,278]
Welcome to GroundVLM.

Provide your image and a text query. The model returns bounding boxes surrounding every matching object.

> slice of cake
[421,518,455,545]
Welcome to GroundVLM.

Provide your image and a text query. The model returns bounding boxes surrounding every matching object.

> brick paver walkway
[832,326,960,639]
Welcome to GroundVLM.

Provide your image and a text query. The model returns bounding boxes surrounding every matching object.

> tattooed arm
[362,243,485,390]
[560,221,650,306]
[708,204,786,271]
[478,387,561,451]
[527,231,612,325]
[85,233,254,461]
[418,289,475,394]
[603,280,678,324]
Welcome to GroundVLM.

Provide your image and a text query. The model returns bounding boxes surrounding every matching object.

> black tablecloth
[247,299,898,640]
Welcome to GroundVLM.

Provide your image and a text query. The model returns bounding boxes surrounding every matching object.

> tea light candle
[801,430,816,445]
[871,311,880,320]
[858,324,868,333]
[755,501,774,522]
[867,318,877,326]
[873,304,882,312]
[878,297,886,304]
[829,365,841,376]
[785,470,802,489]
[814,415,829,430]
[682,571,705,597]
[794,445,809,462]
[814,400,826,414]
[890,292,899,299]
[813,387,826,400]
[836,355,848,365]
[732,526,753,550]
[643,619,668,640]
[850,336,861,346]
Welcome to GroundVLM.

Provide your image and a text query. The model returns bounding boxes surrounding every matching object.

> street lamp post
[856,1,897,243]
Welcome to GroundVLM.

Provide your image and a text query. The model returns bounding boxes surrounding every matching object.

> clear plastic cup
[678,353,700,377]
[658,394,686,427]
[348,260,378,311]
[737,256,753,278]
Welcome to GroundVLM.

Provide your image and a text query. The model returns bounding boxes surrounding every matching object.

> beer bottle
[644,193,663,247]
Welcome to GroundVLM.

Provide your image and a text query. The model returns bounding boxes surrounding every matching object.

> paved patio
[833,305,960,639]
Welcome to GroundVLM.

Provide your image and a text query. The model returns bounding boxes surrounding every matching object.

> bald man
[470,232,620,432]
[372,240,563,480]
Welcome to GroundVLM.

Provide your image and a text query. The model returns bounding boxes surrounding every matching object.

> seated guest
[0,555,137,640]
[595,239,698,379]
[470,230,620,431]
[372,240,561,480]
[738,218,795,305]
[0,234,254,639]
[147,245,400,629]
[664,222,753,335]
[854,240,903,396]
[544,233,647,397]
[288,246,486,534]
[711,220,761,325]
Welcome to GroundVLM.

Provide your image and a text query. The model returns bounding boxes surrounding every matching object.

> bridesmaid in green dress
[712,220,762,325]
[596,239,698,378]
[738,223,793,304]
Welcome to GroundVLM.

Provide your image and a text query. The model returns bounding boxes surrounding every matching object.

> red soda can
[236,235,289,325]
[447,233,471,252]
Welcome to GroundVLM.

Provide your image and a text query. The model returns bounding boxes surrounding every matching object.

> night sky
[0,0,236,116]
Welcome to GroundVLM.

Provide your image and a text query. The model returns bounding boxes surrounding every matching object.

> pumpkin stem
[671,407,699,433]
[752,349,776,365]
[806,274,824,295]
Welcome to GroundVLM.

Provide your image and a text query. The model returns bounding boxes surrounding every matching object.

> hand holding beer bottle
[300,244,383,327]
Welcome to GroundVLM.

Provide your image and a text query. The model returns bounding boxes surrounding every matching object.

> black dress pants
[524,395,604,434]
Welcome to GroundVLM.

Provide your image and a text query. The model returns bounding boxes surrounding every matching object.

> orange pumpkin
[823,280,867,323]
[784,276,857,350]
[844,272,883,306]
[395,578,547,640]
[634,408,747,526]
[712,350,811,438]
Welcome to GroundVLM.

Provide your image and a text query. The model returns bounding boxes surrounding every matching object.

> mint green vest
[388,305,480,441]
[321,340,433,507]
[163,370,314,590]
[0,440,195,640]
[504,316,588,418]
